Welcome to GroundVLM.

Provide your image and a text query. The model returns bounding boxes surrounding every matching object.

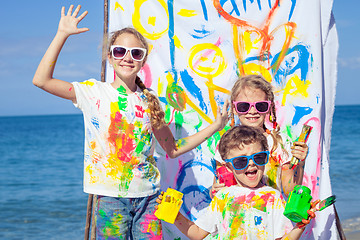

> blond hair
[230,74,283,153]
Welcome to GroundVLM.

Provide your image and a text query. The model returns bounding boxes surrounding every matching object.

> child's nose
[248,106,257,113]
[123,50,133,61]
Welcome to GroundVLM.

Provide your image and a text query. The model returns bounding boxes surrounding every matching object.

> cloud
[338,57,360,69]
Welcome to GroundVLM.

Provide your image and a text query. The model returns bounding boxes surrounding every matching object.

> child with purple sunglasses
[211,74,309,198]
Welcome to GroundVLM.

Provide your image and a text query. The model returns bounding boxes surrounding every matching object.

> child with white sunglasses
[33,5,229,239]
[211,74,308,198]
[157,126,315,239]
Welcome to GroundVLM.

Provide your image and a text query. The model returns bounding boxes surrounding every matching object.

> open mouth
[245,169,258,179]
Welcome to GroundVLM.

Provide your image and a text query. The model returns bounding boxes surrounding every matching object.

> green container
[283,185,312,222]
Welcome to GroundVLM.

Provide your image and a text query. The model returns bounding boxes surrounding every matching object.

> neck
[111,76,137,93]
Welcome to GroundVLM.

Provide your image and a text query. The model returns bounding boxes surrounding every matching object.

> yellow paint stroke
[173,35,184,49]
[177,9,197,17]
[80,80,95,86]
[243,31,260,54]
[281,75,311,105]
[133,0,169,40]
[148,16,156,26]
[241,63,273,83]
[114,1,124,11]
[188,43,226,78]
[157,77,164,96]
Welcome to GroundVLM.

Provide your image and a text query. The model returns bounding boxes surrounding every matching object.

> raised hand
[58,5,89,37]
[214,100,230,131]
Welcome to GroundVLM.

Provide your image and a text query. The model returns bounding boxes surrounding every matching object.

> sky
[0,0,359,117]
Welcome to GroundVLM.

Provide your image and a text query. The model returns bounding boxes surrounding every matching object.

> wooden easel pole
[84,194,93,240]
[85,1,109,240]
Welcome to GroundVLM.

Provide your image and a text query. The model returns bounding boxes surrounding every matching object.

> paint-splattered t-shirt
[195,185,293,239]
[73,79,160,198]
[214,133,292,193]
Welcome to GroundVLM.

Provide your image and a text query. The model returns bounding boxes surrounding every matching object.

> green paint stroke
[175,111,184,132]
[117,86,128,111]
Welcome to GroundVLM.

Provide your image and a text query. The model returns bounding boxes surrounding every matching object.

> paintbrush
[312,195,336,212]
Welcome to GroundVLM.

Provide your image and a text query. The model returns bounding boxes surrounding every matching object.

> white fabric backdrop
[107,0,339,239]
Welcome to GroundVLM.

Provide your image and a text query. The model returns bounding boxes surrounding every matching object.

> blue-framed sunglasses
[224,151,269,170]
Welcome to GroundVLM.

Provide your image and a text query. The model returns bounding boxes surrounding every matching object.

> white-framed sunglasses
[110,45,147,61]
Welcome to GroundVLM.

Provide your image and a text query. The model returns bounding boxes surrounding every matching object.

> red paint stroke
[135,105,145,118]
[108,111,136,163]
[96,99,101,111]
[69,87,73,92]
[213,0,296,74]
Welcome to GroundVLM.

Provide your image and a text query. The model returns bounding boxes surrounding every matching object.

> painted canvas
[107,0,338,239]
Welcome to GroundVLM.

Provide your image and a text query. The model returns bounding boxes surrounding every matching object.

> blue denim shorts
[95,192,162,240]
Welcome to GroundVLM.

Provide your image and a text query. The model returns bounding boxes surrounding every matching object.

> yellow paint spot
[114,1,124,11]
[281,75,311,105]
[241,63,273,82]
[243,31,260,54]
[80,80,95,86]
[177,9,197,17]
[148,16,156,26]
[132,0,169,40]
[173,35,184,49]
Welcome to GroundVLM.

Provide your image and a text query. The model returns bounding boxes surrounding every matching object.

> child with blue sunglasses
[157,126,315,239]
[211,74,309,198]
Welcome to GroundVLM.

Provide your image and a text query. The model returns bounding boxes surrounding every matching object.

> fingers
[61,6,65,17]
[67,5,74,16]
[78,10,89,21]
[72,5,81,17]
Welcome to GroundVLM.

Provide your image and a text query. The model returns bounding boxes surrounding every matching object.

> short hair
[218,125,268,160]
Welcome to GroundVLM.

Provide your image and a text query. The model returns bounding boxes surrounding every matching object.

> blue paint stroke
[220,0,240,16]
[180,70,208,113]
[199,0,208,21]
[254,216,262,225]
[289,0,297,20]
[191,25,213,39]
[181,185,211,221]
[91,117,100,129]
[176,160,215,190]
[167,0,178,82]
[292,106,313,125]
[271,44,311,86]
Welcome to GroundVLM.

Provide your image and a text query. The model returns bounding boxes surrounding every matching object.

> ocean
[0,105,359,239]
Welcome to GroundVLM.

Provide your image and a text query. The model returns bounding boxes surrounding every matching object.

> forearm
[33,32,68,88]
[281,162,305,197]
[174,213,209,240]
[280,225,305,240]
[33,32,75,100]
[171,122,220,158]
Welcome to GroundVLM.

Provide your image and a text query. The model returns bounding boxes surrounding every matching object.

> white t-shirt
[73,79,160,198]
[195,185,293,239]
[214,133,292,192]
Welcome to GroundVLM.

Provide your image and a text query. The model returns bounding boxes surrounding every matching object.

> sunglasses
[110,45,147,61]
[225,151,269,170]
[233,101,271,114]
